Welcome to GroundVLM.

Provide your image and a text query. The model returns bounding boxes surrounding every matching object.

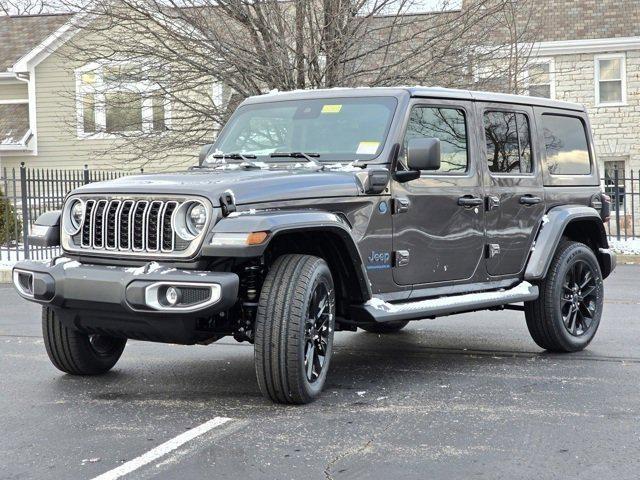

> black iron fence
[0,163,140,263]
[604,169,639,242]
[0,165,638,265]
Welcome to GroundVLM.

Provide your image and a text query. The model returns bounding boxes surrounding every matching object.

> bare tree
[1,0,48,15]
[49,0,539,169]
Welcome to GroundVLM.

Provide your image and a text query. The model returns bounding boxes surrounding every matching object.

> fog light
[13,270,34,298]
[165,286,180,306]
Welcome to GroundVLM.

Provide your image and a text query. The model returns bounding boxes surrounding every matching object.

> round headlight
[71,201,84,229]
[63,199,84,235]
[173,201,209,241]
[186,203,207,236]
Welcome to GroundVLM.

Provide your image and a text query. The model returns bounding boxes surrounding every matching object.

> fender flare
[202,209,372,299]
[524,205,609,281]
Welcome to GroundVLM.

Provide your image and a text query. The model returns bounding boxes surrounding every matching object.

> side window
[542,114,591,175]
[484,111,532,174]
[403,106,468,174]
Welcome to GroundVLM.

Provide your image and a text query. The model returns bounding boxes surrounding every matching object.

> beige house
[0,13,207,173]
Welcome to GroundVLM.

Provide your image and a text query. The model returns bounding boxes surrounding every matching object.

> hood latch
[220,190,237,216]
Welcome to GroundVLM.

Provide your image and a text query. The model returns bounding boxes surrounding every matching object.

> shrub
[0,189,22,245]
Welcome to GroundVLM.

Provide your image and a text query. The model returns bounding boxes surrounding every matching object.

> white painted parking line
[91,417,233,480]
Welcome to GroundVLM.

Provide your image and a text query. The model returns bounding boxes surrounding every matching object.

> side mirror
[407,137,441,172]
[199,143,214,166]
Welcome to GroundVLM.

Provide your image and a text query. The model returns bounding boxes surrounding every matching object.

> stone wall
[551,48,640,236]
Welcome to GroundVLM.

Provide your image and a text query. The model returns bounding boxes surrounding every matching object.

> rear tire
[525,241,604,352]
[42,307,126,375]
[361,320,409,334]
[254,254,336,404]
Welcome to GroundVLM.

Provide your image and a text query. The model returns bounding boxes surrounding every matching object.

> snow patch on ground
[609,238,640,255]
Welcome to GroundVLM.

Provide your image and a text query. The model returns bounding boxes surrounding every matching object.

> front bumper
[12,258,239,344]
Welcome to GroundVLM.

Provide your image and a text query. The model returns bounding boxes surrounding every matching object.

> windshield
[209,96,398,163]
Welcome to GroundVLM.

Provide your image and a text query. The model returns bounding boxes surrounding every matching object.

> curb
[616,254,640,265]
[0,268,12,284]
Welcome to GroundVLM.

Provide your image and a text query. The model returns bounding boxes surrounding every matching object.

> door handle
[520,195,542,205]
[458,195,483,207]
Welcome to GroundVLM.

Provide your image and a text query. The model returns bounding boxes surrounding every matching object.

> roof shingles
[0,13,71,71]
[0,103,30,145]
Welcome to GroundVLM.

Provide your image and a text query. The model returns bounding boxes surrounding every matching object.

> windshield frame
[208,95,401,165]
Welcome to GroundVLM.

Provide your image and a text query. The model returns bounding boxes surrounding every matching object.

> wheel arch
[525,205,614,281]
[205,210,372,314]
[263,227,371,314]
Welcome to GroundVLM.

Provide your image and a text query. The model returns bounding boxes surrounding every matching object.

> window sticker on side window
[356,141,380,155]
[321,104,342,114]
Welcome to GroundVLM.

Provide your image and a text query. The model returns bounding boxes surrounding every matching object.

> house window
[473,64,509,93]
[595,54,626,106]
[105,92,143,132]
[76,62,170,137]
[483,111,532,174]
[527,60,554,99]
[604,159,626,212]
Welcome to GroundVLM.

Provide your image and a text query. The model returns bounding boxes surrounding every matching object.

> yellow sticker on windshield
[356,141,380,155]
[321,104,342,114]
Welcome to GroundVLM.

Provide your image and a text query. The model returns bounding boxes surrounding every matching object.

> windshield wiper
[210,152,261,169]
[270,152,323,169]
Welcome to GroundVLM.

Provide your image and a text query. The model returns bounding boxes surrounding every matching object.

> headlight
[173,200,209,241]
[71,201,84,229]
[187,203,207,236]
[63,199,84,235]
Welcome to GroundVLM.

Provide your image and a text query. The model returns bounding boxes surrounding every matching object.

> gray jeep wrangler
[13,87,616,404]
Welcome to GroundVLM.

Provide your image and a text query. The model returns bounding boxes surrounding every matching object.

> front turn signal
[210,231,270,247]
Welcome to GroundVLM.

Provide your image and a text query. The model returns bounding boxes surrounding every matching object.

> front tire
[254,254,336,404]
[525,241,604,352]
[42,307,127,375]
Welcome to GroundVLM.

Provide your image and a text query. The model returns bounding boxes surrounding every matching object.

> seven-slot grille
[78,199,180,253]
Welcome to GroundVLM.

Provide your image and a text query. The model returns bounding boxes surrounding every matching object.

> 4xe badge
[367,250,391,270]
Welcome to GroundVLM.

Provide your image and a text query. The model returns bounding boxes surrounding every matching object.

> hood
[72,167,364,206]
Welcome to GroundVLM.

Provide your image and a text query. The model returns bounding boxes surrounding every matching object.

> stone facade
[476,0,640,236]
[526,44,640,236]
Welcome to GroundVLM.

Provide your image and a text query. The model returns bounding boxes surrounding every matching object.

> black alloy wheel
[561,259,598,337]
[525,241,604,353]
[304,283,332,383]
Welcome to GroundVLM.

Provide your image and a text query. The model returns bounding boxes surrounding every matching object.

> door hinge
[487,243,501,258]
[393,198,410,214]
[395,250,410,267]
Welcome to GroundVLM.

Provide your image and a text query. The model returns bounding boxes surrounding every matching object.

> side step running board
[350,282,538,324]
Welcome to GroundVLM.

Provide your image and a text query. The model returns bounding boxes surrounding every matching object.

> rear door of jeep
[478,102,546,277]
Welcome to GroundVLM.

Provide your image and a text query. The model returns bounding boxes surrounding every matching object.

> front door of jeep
[479,104,545,277]
[391,99,485,286]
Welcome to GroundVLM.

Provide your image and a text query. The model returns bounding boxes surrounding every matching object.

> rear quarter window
[542,114,591,175]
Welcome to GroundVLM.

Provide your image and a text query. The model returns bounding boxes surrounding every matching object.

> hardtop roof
[243,86,585,112]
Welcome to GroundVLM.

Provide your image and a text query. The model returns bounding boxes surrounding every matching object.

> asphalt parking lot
[2,264,640,480]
